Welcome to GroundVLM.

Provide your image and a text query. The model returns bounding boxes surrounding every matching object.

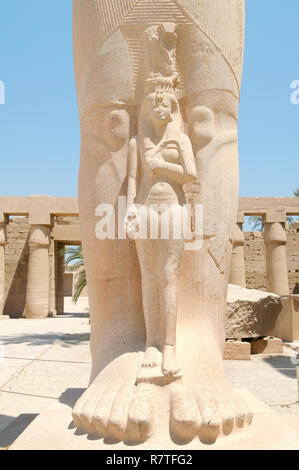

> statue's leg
[160,248,183,377]
[136,242,162,369]
[72,1,154,441]
[72,0,252,445]
[171,5,253,443]
[159,230,185,377]
[136,223,184,377]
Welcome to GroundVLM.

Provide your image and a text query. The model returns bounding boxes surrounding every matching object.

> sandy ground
[0,296,298,447]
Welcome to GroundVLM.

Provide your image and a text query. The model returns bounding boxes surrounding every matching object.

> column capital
[0,222,7,246]
[28,225,51,248]
[231,220,245,246]
[264,221,287,245]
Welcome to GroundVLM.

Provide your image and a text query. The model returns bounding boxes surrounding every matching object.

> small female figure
[126,83,197,380]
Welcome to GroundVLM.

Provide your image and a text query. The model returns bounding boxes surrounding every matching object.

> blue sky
[0,0,298,198]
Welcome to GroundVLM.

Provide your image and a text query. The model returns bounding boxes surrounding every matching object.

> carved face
[151,94,172,122]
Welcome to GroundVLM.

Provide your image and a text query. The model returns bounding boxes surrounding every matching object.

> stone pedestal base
[10,389,299,450]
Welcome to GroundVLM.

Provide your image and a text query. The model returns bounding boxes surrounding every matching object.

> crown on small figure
[146,72,179,95]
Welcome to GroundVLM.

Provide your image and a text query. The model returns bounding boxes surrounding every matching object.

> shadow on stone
[293,283,299,295]
[0,413,38,449]
[62,312,90,319]
[262,355,297,379]
[59,388,85,408]
[1,332,90,349]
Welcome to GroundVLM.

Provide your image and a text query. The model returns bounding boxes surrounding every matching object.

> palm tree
[64,245,87,303]
[288,188,299,226]
[248,216,264,231]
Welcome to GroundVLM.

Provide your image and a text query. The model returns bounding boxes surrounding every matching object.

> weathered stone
[226,284,283,340]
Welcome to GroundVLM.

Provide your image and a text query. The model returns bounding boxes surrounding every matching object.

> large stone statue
[72,0,251,445]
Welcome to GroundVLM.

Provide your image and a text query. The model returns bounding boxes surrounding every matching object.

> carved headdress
[143,23,180,97]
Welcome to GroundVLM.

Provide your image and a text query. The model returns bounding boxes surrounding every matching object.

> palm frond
[59,245,87,304]
[248,216,264,232]
[73,270,87,303]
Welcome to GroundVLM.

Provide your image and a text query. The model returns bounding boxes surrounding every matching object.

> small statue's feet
[162,345,181,377]
[141,347,161,368]
[72,354,154,443]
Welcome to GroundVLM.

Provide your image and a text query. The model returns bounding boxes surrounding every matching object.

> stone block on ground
[226,284,283,340]
[224,340,251,360]
[274,296,299,342]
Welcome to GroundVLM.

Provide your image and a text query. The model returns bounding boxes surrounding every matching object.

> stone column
[55,242,65,315]
[24,225,51,319]
[0,219,7,317]
[230,214,246,288]
[48,239,57,317]
[229,213,246,288]
[264,212,289,296]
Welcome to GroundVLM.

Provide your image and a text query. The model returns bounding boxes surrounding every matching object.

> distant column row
[230,212,290,295]
[0,211,291,319]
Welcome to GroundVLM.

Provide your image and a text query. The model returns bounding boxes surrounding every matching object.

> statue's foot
[170,382,200,444]
[169,372,253,445]
[141,346,161,368]
[137,346,182,385]
[162,345,181,377]
[193,369,253,444]
[72,351,252,445]
[72,354,154,443]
